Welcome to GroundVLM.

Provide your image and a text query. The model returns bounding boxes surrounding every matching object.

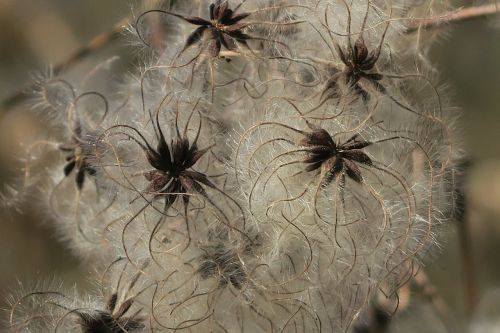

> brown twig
[0,16,131,113]
[458,209,478,317]
[406,4,500,33]
[412,269,455,332]
[453,160,478,318]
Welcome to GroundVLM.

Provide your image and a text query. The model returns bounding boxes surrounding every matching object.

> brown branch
[458,211,478,317]
[453,160,478,318]
[406,4,500,33]
[0,16,131,113]
[412,270,455,332]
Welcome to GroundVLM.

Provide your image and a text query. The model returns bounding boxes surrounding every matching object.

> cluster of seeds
[10,0,460,332]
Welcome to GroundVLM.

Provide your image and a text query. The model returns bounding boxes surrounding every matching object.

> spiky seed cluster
[301,125,373,185]
[59,122,98,190]
[140,110,213,212]
[324,34,385,101]
[197,226,248,289]
[182,0,253,56]
[76,293,145,333]
[10,0,462,332]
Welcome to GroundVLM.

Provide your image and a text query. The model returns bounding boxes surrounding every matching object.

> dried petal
[342,150,372,166]
[303,129,336,148]
[75,169,85,190]
[183,16,211,26]
[215,0,229,20]
[64,160,76,176]
[354,37,368,63]
[226,12,251,25]
[183,26,208,51]
[220,33,237,50]
[344,159,363,183]
[207,31,222,57]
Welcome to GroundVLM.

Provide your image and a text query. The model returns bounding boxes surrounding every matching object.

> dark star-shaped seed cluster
[322,36,385,101]
[197,227,248,289]
[141,114,215,213]
[182,0,254,56]
[145,0,254,57]
[301,126,373,187]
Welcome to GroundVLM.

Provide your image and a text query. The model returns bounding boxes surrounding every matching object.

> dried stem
[413,270,455,332]
[458,211,478,318]
[406,3,500,33]
[0,16,131,113]
[457,187,478,318]
[454,160,478,318]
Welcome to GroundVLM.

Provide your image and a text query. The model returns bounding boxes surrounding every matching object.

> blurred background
[0,1,499,332]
